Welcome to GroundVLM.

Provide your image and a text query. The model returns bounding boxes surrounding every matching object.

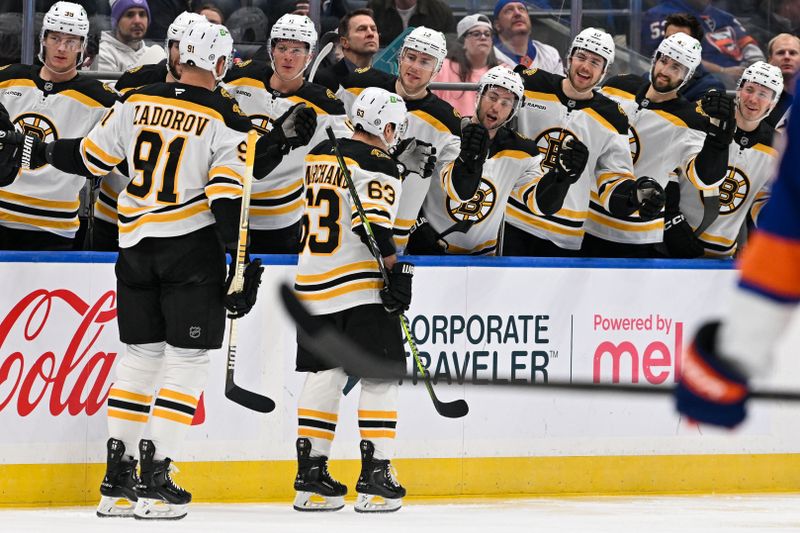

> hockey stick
[308,36,336,83]
[324,126,469,418]
[281,283,800,401]
[225,129,276,414]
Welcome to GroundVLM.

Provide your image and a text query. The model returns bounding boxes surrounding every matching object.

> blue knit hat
[111,0,151,29]
[493,0,526,19]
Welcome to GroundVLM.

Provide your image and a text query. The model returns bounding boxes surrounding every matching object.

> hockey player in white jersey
[2,22,280,520]
[676,62,783,257]
[336,27,471,253]
[0,1,118,251]
[293,88,424,513]
[91,11,207,251]
[505,28,665,257]
[417,67,589,255]
[597,33,735,257]
[224,14,351,253]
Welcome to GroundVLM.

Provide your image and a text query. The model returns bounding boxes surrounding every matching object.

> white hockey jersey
[681,122,778,257]
[508,68,636,250]
[295,138,402,315]
[224,60,351,231]
[0,64,118,238]
[336,67,462,253]
[79,82,250,248]
[596,74,716,244]
[423,127,544,255]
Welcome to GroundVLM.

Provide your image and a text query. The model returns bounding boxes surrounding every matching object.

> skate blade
[354,493,402,513]
[293,491,345,512]
[96,495,135,518]
[133,497,188,520]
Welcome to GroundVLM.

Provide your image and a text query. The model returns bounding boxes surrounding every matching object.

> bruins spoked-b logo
[14,113,58,170]
[534,128,578,171]
[248,114,272,135]
[718,166,750,214]
[447,177,497,223]
[628,126,641,164]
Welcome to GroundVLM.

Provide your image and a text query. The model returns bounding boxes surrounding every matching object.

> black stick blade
[224,385,276,413]
[434,397,469,418]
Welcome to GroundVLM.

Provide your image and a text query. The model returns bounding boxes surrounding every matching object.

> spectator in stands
[314,8,379,92]
[196,2,224,24]
[642,0,765,87]
[662,13,725,101]
[95,0,165,72]
[367,0,455,47]
[433,14,512,117]
[492,0,563,74]
[766,33,800,129]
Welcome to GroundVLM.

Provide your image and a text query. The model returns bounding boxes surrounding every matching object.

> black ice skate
[293,437,347,511]
[355,439,406,513]
[133,439,191,520]
[96,438,139,518]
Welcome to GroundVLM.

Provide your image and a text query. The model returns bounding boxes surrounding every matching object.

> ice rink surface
[2,494,799,533]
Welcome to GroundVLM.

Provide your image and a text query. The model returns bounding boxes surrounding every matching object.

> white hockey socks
[107,342,165,457]
[297,368,348,457]
[147,345,209,461]
[358,379,399,460]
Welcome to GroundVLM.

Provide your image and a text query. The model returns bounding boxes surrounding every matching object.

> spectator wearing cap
[433,14,513,116]
[94,0,165,72]
[367,0,455,47]
[766,33,800,129]
[314,8,380,92]
[492,0,563,74]
[661,13,725,102]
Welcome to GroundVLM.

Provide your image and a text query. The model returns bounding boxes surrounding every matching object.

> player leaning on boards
[336,27,468,253]
[0,22,307,520]
[223,14,351,254]
[293,87,426,513]
[676,62,783,257]
[597,33,734,258]
[674,95,800,429]
[505,28,665,257]
[414,66,589,255]
[0,2,118,251]
[90,11,208,251]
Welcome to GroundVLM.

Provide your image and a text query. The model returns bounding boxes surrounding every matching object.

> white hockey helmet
[350,87,408,148]
[652,33,702,89]
[268,14,318,79]
[570,27,615,72]
[167,11,207,44]
[401,26,448,73]
[476,66,525,125]
[179,22,234,81]
[38,1,90,66]
[738,61,783,105]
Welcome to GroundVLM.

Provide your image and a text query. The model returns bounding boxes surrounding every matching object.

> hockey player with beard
[505,28,665,257]
[90,11,207,251]
[673,96,800,429]
[293,87,421,513]
[224,14,352,253]
[0,2,118,251]
[0,21,310,520]
[336,27,473,254]
[416,66,589,255]
[677,62,783,257]
[596,33,735,258]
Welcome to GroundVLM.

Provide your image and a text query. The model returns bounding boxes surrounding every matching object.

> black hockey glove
[406,216,448,254]
[224,254,264,319]
[267,102,317,154]
[634,176,665,220]
[662,181,704,258]
[380,262,414,316]
[701,90,736,151]
[458,120,490,172]
[391,138,437,179]
[0,130,48,183]
[555,134,588,183]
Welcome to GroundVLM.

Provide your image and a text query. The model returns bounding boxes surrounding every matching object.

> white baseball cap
[457,14,492,39]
